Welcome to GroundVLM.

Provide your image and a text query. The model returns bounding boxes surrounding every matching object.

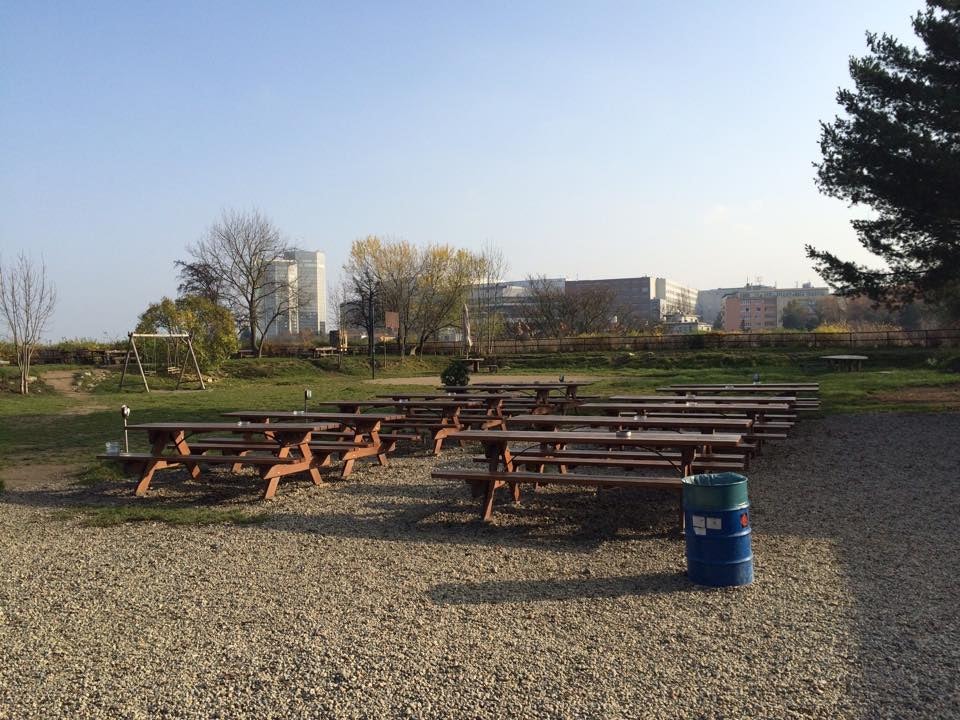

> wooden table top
[377,393,506,402]
[450,429,744,447]
[611,394,797,404]
[221,411,404,423]
[128,422,334,433]
[508,414,754,430]
[313,399,482,409]
[581,402,790,413]
[665,383,819,391]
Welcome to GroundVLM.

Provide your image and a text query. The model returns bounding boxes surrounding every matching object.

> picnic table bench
[434,429,745,521]
[220,411,403,476]
[98,421,334,500]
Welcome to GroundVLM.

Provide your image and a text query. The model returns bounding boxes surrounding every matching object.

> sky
[0,0,920,341]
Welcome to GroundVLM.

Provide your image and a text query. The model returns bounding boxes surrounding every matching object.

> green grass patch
[2,349,959,470]
[51,505,269,527]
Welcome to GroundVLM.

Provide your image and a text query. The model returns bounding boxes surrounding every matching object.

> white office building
[260,249,327,339]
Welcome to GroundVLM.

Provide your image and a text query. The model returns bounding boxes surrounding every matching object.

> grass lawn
[1,348,958,474]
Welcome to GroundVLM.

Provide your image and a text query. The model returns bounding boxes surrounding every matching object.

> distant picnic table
[820,354,868,371]
[311,398,486,454]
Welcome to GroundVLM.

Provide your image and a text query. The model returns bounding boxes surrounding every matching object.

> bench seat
[472,454,745,472]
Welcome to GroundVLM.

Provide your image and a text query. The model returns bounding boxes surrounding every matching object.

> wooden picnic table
[113,421,333,500]
[821,354,868,371]
[439,429,744,521]
[221,411,403,476]
[441,381,592,400]
[378,393,506,430]
[663,383,819,396]
[581,401,790,417]
[291,399,486,453]
[508,413,754,434]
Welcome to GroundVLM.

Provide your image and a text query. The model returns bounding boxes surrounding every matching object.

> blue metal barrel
[682,472,753,587]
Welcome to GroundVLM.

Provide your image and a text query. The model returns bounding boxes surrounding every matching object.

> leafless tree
[525,275,616,337]
[174,259,226,304]
[473,242,509,356]
[184,209,299,356]
[0,253,57,395]
[343,242,383,376]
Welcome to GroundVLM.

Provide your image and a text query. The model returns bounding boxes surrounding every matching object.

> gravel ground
[1,412,958,719]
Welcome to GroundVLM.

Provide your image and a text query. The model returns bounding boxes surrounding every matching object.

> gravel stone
[0,412,958,719]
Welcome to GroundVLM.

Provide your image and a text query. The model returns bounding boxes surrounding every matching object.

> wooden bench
[474,451,745,472]
[432,468,683,522]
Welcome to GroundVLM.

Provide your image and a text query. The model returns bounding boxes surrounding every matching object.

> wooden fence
[19,328,960,365]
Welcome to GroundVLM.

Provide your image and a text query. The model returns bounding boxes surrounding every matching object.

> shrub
[440,359,470,387]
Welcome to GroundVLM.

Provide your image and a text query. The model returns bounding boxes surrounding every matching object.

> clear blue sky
[0,0,919,340]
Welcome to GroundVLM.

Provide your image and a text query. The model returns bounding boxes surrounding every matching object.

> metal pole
[121,404,131,453]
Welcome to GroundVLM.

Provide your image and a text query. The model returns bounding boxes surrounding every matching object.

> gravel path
[1,413,958,719]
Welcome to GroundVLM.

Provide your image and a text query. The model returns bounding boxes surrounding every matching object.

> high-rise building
[260,258,299,338]
[260,249,327,339]
[290,250,327,337]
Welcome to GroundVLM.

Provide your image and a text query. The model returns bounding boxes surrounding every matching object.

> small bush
[440,360,470,387]
[941,354,960,373]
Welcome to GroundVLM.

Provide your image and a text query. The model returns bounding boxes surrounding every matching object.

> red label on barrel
[740,513,749,528]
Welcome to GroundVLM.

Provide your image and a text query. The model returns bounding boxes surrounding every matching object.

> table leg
[680,447,696,477]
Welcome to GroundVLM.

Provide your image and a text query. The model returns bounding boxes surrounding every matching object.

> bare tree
[174,259,226,304]
[525,275,616,337]
[474,242,509,356]
[0,253,57,395]
[343,241,383,377]
[525,275,568,337]
[183,209,299,356]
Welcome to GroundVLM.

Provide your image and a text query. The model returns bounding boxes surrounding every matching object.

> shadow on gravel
[756,412,960,718]
[428,570,689,605]
[0,469,277,511]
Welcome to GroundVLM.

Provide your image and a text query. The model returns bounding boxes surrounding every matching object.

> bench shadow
[428,570,689,605]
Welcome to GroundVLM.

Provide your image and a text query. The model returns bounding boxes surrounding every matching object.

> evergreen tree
[807,1,960,318]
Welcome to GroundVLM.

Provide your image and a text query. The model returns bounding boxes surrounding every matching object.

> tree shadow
[751,412,960,716]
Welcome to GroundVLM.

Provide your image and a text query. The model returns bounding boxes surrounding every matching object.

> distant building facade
[260,249,327,339]
[722,283,830,331]
[565,276,698,325]
[664,312,712,334]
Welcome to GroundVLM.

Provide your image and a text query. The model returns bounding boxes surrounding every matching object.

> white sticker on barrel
[692,515,705,528]
[706,517,722,530]
[693,527,706,536]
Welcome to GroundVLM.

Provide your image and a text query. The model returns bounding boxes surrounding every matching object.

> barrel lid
[682,472,747,487]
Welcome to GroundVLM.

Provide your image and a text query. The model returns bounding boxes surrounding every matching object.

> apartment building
[722,283,830,331]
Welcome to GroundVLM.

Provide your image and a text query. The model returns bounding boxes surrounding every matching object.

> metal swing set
[118,332,206,393]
